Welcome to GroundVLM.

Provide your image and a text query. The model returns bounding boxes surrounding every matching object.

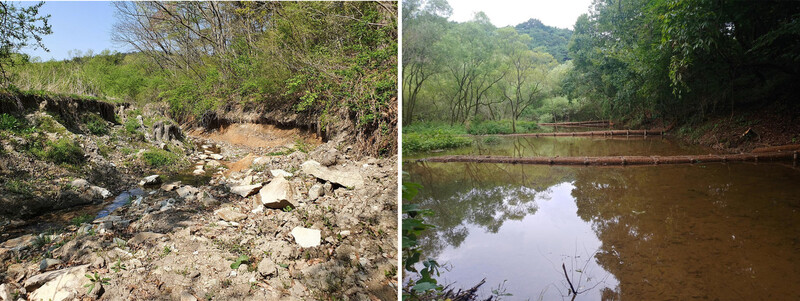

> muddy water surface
[404,137,800,300]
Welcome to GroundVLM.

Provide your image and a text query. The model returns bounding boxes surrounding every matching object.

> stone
[259,177,294,209]
[301,160,364,188]
[70,179,89,189]
[128,232,166,246]
[152,121,183,143]
[207,160,222,168]
[199,192,220,207]
[0,234,34,251]
[308,184,324,200]
[25,264,90,301]
[161,182,181,191]
[323,182,333,195]
[210,154,224,160]
[240,175,254,186]
[0,283,15,301]
[317,149,339,167]
[230,184,262,198]
[90,186,112,199]
[192,169,205,176]
[139,175,162,186]
[270,169,293,178]
[177,186,199,200]
[257,258,277,278]
[180,291,198,301]
[252,156,268,166]
[214,208,247,222]
[39,258,62,272]
[290,227,321,248]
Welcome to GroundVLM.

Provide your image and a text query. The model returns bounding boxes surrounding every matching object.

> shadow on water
[405,137,800,300]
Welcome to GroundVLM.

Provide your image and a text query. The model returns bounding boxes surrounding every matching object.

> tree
[0,1,51,85]
[402,0,451,124]
[496,28,556,132]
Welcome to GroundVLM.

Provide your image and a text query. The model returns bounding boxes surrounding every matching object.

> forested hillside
[514,18,572,62]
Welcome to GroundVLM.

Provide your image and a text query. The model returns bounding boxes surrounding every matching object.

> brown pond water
[404,137,800,300]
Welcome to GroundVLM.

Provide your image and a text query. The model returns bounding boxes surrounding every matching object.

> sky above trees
[23,1,118,61]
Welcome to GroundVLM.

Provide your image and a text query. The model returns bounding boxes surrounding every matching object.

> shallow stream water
[404,135,800,300]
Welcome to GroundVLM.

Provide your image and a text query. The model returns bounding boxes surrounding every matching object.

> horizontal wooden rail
[485,130,664,137]
[418,151,798,166]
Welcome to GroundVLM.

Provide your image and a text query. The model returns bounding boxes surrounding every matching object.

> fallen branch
[418,151,797,166]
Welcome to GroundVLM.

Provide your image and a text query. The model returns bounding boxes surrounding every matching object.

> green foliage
[111,258,127,273]
[44,138,85,165]
[83,113,108,135]
[230,255,250,270]
[84,272,110,294]
[402,178,443,298]
[514,19,572,62]
[402,123,471,154]
[0,1,51,84]
[141,149,177,168]
[70,214,93,226]
[0,113,20,131]
[4,179,33,196]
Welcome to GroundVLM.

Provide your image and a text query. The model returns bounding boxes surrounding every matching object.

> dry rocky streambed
[0,115,397,300]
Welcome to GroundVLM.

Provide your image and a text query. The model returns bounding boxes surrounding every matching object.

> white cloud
[447,0,593,29]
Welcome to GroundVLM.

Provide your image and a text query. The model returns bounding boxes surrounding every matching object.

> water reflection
[406,161,800,300]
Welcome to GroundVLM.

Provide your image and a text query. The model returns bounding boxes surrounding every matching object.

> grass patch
[141,149,179,167]
[4,179,33,196]
[403,122,471,154]
[84,113,109,135]
[44,138,85,165]
[0,113,21,131]
[70,214,94,226]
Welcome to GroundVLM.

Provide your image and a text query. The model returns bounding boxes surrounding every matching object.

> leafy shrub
[84,113,108,135]
[403,131,471,154]
[45,139,85,165]
[141,149,177,167]
[0,114,20,131]
[124,118,140,134]
[467,120,539,135]
[70,214,94,226]
[4,179,33,196]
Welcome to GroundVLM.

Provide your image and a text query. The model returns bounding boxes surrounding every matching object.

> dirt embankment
[672,102,800,153]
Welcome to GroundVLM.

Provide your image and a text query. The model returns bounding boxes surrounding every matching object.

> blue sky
[23,1,121,61]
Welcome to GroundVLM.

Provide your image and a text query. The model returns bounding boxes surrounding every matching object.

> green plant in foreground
[84,113,109,135]
[111,258,127,273]
[70,214,94,226]
[230,255,250,269]
[0,113,21,131]
[44,138,85,165]
[161,245,172,257]
[402,177,443,298]
[141,149,177,167]
[84,272,110,294]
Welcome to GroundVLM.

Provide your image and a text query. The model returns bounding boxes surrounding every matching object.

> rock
[180,291,198,301]
[207,160,222,168]
[5,263,25,283]
[301,160,364,188]
[317,149,339,167]
[323,182,333,195]
[25,264,90,301]
[339,230,351,237]
[270,169,293,178]
[230,184,262,197]
[259,177,294,209]
[257,258,277,278]
[128,232,165,246]
[0,234,35,251]
[152,121,183,143]
[199,192,220,207]
[139,175,162,186]
[177,186,199,200]
[39,258,62,272]
[161,182,181,191]
[290,227,321,248]
[70,179,89,189]
[90,186,112,199]
[252,156,268,166]
[308,184,324,200]
[0,283,15,301]
[86,283,104,299]
[192,169,205,176]
[214,208,247,222]
[210,154,224,160]
[198,154,209,160]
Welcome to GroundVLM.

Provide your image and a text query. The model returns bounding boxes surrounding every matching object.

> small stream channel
[0,141,223,243]
[405,134,800,300]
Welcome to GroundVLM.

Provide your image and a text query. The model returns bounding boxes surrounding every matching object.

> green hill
[514,18,572,62]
